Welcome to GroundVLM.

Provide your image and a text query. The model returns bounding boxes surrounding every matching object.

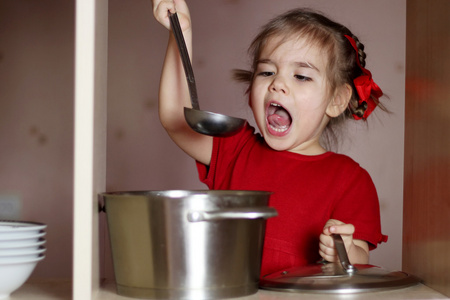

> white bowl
[0,240,45,253]
[0,220,46,231]
[0,255,45,299]
[0,221,46,231]
[0,232,45,243]
[0,238,45,250]
[0,221,46,239]
[0,247,46,262]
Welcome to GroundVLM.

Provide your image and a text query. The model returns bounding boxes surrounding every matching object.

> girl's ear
[326,84,352,118]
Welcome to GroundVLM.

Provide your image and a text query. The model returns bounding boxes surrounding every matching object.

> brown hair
[234,8,386,143]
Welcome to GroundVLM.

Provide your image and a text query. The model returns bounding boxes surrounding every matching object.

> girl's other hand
[319,219,369,264]
[152,0,191,32]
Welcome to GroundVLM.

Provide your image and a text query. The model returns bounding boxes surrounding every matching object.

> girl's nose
[269,76,289,94]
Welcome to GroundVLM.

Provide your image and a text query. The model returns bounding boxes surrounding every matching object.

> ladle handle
[168,11,200,110]
[332,234,356,274]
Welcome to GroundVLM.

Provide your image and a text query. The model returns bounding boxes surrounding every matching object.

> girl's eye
[294,74,312,81]
[257,71,275,77]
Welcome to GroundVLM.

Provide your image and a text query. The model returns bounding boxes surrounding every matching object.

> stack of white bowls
[0,220,46,299]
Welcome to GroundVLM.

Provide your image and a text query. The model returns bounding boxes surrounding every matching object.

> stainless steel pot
[101,190,276,300]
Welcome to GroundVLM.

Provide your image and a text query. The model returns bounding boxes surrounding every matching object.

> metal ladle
[168,12,246,137]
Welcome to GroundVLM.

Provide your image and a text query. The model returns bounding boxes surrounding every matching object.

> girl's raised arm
[152,0,213,165]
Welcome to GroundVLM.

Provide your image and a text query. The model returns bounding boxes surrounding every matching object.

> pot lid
[259,262,421,293]
[259,235,421,294]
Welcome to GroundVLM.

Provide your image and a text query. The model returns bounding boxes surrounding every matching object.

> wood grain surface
[403,0,450,297]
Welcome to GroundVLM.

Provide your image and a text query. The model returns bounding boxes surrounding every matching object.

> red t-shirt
[197,124,387,276]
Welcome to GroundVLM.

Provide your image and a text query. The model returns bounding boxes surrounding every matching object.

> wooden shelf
[10,280,449,300]
[9,279,71,300]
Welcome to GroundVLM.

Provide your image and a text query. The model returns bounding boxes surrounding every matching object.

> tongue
[268,107,291,128]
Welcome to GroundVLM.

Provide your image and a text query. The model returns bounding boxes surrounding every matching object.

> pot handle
[187,207,278,222]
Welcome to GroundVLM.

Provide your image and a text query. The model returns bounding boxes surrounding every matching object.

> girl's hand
[152,0,191,32]
[319,219,369,264]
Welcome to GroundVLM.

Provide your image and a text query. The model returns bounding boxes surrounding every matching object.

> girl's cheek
[249,87,259,108]
[248,92,254,108]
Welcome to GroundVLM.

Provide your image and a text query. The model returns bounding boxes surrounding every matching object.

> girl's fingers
[328,223,355,235]
[152,0,176,29]
[152,0,191,32]
[319,240,335,255]
[319,233,333,248]
[319,248,337,262]
[322,219,354,236]
[322,219,343,235]
[319,233,338,262]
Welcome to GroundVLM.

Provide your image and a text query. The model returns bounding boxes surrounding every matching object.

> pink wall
[0,1,74,278]
[0,0,405,278]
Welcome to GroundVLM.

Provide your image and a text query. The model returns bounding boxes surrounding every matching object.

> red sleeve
[331,166,388,249]
[196,139,219,189]
[196,122,254,189]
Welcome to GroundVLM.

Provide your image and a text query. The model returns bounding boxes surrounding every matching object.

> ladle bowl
[184,107,246,137]
[169,12,246,137]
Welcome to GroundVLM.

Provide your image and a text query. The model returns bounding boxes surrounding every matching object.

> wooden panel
[73,0,108,299]
[403,0,450,296]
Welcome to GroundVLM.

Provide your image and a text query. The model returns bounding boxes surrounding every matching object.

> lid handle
[332,234,356,274]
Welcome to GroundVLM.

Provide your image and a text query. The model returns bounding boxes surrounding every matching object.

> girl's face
[250,35,334,155]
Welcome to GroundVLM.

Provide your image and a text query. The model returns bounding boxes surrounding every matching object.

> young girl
[152,0,388,276]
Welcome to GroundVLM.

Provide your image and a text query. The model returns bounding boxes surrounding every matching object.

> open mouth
[266,102,292,134]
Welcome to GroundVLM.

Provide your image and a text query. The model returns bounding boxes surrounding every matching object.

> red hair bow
[344,35,383,120]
